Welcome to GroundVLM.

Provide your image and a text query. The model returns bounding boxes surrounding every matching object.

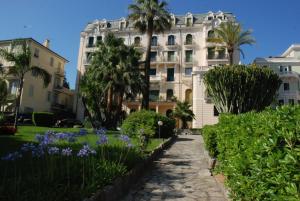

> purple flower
[96,134,108,145]
[77,145,96,157]
[127,143,134,148]
[95,128,107,135]
[56,132,68,140]
[119,135,130,143]
[62,147,72,156]
[31,145,45,158]
[1,151,22,161]
[78,128,88,136]
[47,147,60,155]
[35,132,56,147]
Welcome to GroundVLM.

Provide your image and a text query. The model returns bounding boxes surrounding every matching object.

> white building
[254,44,300,105]
[75,11,240,128]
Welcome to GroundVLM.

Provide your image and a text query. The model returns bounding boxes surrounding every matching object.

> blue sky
[0,0,299,89]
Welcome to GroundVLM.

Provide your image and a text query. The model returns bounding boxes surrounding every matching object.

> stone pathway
[122,135,226,201]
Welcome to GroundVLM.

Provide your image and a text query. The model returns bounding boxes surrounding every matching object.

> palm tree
[128,0,171,109]
[0,39,51,128]
[173,101,195,129]
[207,21,255,65]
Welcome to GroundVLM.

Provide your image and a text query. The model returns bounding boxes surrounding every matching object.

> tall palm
[207,21,255,65]
[128,0,171,109]
[0,39,51,128]
[173,101,195,129]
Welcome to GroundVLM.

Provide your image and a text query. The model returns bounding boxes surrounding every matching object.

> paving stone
[121,135,227,201]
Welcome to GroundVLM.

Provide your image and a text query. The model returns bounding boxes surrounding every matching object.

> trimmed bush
[32,112,55,127]
[121,110,175,139]
[202,106,300,201]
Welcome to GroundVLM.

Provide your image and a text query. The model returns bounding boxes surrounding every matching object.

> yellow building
[0,38,74,114]
[75,11,240,128]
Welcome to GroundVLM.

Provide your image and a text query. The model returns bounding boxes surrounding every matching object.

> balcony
[184,41,196,47]
[163,56,179,63]
[86,43,95,48]
[51,102,72,113]
[279,71,299,79]
[165,42,179,49]
[150,75,165,82]
[207,54,228,60]
[151,43,160,50]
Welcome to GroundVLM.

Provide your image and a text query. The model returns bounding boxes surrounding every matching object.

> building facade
[254,44,300,105]
[75,11,239,128]
[0,38,74,114]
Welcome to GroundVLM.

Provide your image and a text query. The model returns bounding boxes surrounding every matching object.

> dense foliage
[172,101,195,129]
[204,65,281,114]
[0,129,144,201]
[202,105,300,200]
[32,112,55,127]
[121,110,175,139]
[80,33,143,129]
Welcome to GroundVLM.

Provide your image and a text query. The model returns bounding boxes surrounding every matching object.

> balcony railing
[207,54,228,60]
[184,41,195,46]
[86,43,95,48]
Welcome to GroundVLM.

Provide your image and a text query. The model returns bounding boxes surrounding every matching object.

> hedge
[202,105,300,201]
[121,110,175,139]
[32,112,55,127]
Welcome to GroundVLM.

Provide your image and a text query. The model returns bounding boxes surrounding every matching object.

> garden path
[122,135,226,201]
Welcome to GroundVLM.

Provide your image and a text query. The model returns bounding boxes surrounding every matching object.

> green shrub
[32,112,54,127]
[121,110,175,139]
[202,106,300,201]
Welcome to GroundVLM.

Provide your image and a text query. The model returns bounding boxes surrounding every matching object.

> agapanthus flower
[119,135,130,143]
[77,145,96,157]
[20,143,37,152]
[56,132,68,140]
[96,134,108,145]
[95,128,107,135]
[62,147,72,156]
[1,151,22,161]
[78,128,88,136]
[31,145,45,158]
[47,147,60,155]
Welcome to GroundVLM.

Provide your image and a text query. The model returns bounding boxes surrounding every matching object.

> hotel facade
[254,44,300,105]
[0,38,74,114]
[75,11,240,128]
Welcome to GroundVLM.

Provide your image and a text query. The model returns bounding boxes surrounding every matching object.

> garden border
[85,135,177,201]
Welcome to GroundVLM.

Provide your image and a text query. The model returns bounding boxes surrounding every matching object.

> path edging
[84,135,177,201]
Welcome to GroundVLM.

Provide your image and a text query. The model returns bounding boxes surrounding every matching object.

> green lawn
[0,126,163,156]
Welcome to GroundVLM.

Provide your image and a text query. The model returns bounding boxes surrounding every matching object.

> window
[186,18,192,26]
[55,77,61,88]
[283,83,289,91]
[167,51,175,62]
[289,99,294,105]
[149,68,156,76]
[58,62,62,69]
[167,68,175,81]
[218,49,226,59]
[87,37,94,47]
[214,106,219,116]
[47,91,51,102]
[278,99,284,105]
[150,52,157,61]
[185,34,193,45]
[208,16,213,21]
[134,37,141,46]
[50,57,54,67]
[185,67,192,76]
[149,90,159,101]
[185,50,193,62]
[279,66,283,72]
[151,36,158,46]
[34,48,39,58]
[208,47,215,59]
[166,89,174,101]
[96,36,102,45]
[29,85,34,97]
[185,89,192,104]
[167,35,175,45]
[288,65,292,71]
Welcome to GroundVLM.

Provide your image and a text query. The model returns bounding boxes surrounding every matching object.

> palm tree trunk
[229,50,234,65]
[142,21,154,110]
[81,96,97,129]
[14,77,24,129]
[107,86,113,112]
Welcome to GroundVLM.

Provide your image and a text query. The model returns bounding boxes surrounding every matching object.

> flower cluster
[119,134,133,148]
[78,128,88,136]
[61,147,72,156]
[1,151,22,161]
[77,145,96,157]
[95,128,107,136]
[96,134,108,145]
[47,147,60,155]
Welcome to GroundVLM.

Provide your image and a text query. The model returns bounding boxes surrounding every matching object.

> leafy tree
[0,39,51,128]
[63,74,70,89]
[128,0,171,109]
[203,65,282,114]
[207,21,255,65]
[80,33,144,129]
[172,101,195,129]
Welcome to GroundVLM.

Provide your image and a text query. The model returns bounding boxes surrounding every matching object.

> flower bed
[0,128,150,201]
[202,106,300,201]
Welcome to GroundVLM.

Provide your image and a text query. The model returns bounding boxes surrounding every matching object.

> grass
[0,126,163,156]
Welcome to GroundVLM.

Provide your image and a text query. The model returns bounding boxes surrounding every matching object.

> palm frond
[30,66,51,87]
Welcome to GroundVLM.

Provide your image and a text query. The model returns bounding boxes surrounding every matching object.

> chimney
[43,39,50,48]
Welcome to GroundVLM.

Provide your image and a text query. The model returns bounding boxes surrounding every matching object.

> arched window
[168,35,175,45]
[185,34,193,45]
[208,30,215,38]
[166,109,173,117]
[151,36,158,46]
[166,89,174,101]
[185,89,192,104]
[134,37,141,46]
